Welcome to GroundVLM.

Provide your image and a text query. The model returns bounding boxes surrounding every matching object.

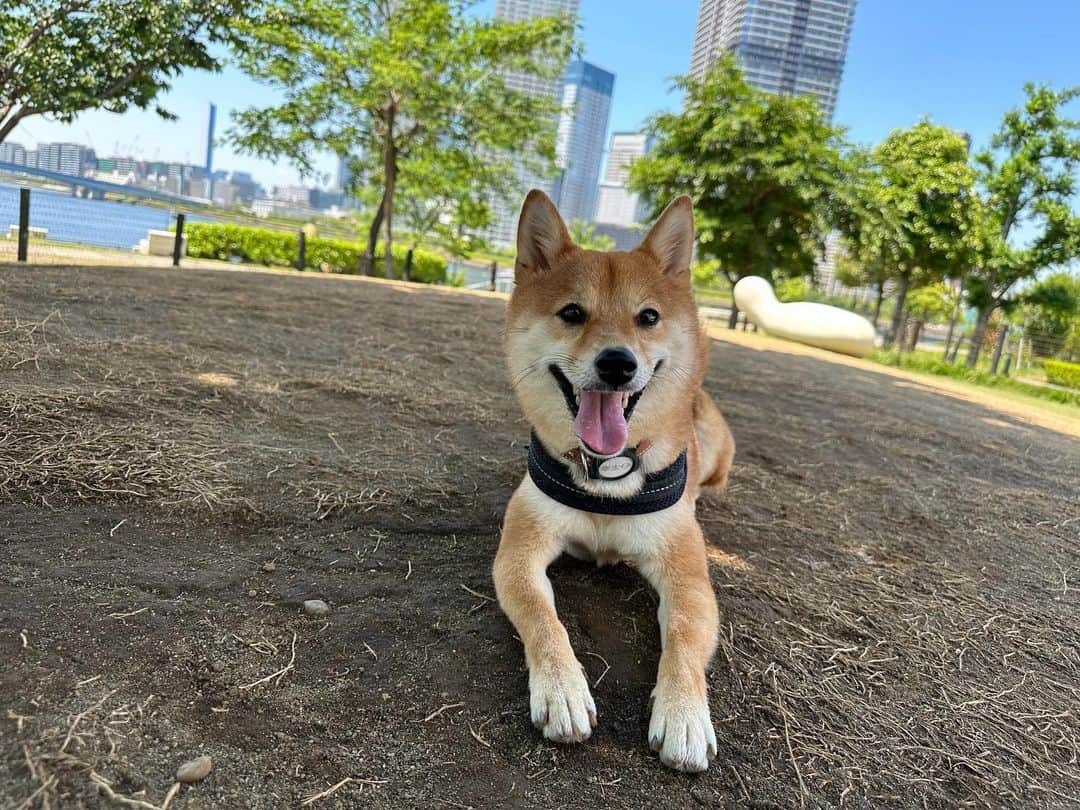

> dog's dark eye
[637,308,661,328]
[556,304,586,325]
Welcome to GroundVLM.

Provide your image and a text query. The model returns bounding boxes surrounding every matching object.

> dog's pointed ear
[516,189,573,275]
[637,196,694,278]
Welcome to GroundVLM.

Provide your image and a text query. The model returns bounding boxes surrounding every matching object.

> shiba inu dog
[493,190,735,772]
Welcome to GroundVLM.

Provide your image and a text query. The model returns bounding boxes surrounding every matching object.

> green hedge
[870,350,1080,407]
[1045,359,1080,390]
[184,222,447,283]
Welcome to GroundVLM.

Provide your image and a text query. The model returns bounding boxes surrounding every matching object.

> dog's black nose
[595,347,638,387]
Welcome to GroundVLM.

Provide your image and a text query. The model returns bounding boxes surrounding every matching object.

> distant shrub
[184,223,447,283]
[1045,359,1080,390]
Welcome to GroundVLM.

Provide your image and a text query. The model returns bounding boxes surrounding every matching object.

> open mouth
[548,362,660,456]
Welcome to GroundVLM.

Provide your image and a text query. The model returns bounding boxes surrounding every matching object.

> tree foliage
[1021,270,1080,355]
[568,219,614,251]
[628,55,848,325]
[964,83,1080,366]
[228,0,575,279]
[0,1,246,144]
[841,122,978,345]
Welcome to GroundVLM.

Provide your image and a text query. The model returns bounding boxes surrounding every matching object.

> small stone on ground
[176,755,213,783]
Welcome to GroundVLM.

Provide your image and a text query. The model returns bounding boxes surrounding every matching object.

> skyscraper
[550,61,614,225]
[484,0,579,247]
[205,103,217,174]
[594,132,652,227]
[335,156,352,192]
[689,0,857,120]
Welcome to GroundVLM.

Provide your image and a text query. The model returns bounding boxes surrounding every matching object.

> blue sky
[10,0,1080,189]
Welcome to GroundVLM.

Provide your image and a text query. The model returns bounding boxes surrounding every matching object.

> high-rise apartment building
[484,0,579,247]
[689,0,857,120]
[34,142,94,176]
[550,60,614,225]
[593,132,652,228]
[0,142,27,166]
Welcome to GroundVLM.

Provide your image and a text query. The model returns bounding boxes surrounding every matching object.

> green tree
[629,55,848,328]
[395,150,487,262]
[568,218,615,251]
[0,1,246,144]
[904,282,956,350]
[845,122,978,347]
[1020,270,1080,357]
[964,83,1080,367]
[228,0,575,280]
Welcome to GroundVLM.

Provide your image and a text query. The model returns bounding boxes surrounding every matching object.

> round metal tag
[598,456,634,479]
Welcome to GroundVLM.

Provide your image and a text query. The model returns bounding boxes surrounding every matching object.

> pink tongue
[573,390,628,456]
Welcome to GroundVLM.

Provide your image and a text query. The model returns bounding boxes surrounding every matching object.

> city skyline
[5,0,1078,196]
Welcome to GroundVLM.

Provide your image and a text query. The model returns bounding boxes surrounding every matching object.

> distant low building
[593,132,652,227]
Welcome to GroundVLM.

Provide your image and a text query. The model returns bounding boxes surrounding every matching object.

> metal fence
[0,183,508,289]
[0,182,300,269]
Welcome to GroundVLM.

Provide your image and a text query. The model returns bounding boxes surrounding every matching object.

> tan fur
[493,190,735,772]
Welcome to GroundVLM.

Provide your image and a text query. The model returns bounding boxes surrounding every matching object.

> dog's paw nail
[529,663,596,745]
[648,690,715,772]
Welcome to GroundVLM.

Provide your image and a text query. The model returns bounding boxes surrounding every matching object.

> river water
[0,182,206,250]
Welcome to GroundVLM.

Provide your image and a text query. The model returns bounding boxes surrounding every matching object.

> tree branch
[0,104,41,144]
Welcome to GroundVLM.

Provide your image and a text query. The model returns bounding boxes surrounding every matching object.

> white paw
[529,661,597,744]
[648,688,717,772]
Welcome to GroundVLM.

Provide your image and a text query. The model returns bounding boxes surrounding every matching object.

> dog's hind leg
[693,388,735,491]
[493,490,597,745]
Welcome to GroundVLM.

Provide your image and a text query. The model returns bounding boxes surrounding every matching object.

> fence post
[489,260,497,292]
[296,229,306,271]
[172,213,186,267]
[17,188,30,263]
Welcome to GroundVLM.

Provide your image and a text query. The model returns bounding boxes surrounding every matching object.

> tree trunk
[989,322,1009,375]
[360,190,386,276]
[382,110,397,280]
[887,272,911,348]
[907,320,923,352]
[966,306,993,368]
[727,303,740,330]
[403,247,414,282]
[943,313,957,360]
[872,279,885,329]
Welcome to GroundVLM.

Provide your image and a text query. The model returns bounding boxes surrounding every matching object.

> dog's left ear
[637,196,694,278]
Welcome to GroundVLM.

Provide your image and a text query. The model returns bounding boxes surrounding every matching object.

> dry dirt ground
[1,264,1078,809]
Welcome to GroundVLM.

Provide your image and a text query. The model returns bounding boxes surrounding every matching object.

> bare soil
[1,264,1078,809]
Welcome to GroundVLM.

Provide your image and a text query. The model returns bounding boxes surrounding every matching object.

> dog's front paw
[648,687,717,772]
[529,661,597,744]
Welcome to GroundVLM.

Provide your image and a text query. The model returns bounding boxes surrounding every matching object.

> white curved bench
[733,276,876,357]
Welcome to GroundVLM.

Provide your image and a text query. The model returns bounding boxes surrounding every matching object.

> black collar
[527,431,688,516]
